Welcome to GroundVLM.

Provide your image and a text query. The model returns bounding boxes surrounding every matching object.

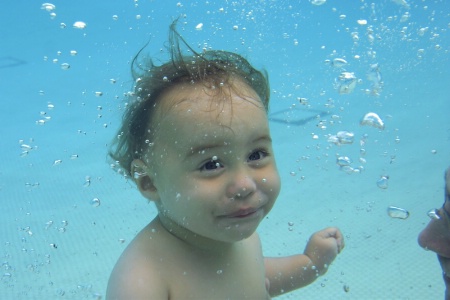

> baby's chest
[168,256,270,299]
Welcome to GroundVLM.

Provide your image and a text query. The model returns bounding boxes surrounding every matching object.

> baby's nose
[418,218,450,258]
[227,174,257,200]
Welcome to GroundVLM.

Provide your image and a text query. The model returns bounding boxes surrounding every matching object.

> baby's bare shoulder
[106,222,171,299]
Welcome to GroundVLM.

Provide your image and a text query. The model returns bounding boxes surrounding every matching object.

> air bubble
[387,206,409,219]
[335,72,357,94]
[310,0,326,5]
[336,156,351,167]
[41,3,56,12]
[376,176,389,189]
[60,63,70,70]
[357,19,367,25]
[73,21,87,29]
[331,58,347,68]
[90,198,101,207]
[45,221,53,229]
[360,112,384,130]
[336,131,354,144]
[83,176,91,187]
[427,209,440,220]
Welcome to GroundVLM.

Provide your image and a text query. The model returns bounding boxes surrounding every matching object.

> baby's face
[141,80,280,244]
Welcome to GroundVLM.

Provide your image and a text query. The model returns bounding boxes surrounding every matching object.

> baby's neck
[156,214,236,254]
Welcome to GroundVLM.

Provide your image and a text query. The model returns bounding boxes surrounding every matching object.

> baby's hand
[304,227,345,275]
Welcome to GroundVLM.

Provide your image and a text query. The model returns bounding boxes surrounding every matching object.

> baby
[106,21,344,299]
[418,167,450,299]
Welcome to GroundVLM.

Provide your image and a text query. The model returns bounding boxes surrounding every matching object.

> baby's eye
[248,150,269,161]
[200,160,224,171]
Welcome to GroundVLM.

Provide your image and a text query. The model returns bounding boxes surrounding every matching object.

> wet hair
[109,20,270,179]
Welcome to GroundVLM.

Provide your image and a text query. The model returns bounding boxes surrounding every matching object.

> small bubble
[60,63,70,70]
[357,19,367,25]
[45,221,54,229]
[70,50,77,56]
[41,3,56,12]
[216,269,223,275]
[112,15,118,20]
[310,0,326,5]
[376,176,389,189]
[53,159,62,166]
[90,198,101,207]
[427,209,440,220]
[95,91,103,97]
[73,21,87,29]
[361,112,385,130]
[83,176,91,187]
[337,156,351,167]
[387,206,409,219]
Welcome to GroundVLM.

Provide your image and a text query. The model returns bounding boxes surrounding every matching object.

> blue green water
[1,0,449,299]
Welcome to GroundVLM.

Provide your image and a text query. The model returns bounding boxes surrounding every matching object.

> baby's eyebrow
[184,134,272,160]
[185,143,225,159]
[253,135,272,144]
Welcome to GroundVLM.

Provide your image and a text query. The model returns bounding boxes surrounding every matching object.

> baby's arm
[264,227,344,297]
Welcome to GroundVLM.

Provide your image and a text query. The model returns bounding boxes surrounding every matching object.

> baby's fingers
[322,227,345,253]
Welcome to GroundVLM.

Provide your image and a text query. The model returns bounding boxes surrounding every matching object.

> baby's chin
[418,219,450,258]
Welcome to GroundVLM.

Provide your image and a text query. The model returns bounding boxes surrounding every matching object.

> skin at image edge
[418,167,450,300]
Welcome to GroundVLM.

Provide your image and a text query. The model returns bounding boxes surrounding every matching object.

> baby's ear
[131,159,160,201]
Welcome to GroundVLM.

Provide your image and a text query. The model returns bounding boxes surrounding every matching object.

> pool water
[1,1,449,299]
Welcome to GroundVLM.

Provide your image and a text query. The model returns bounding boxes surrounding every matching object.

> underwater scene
[1,0,449,299]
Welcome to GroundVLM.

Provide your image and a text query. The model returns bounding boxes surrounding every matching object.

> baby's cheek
[263,171,281,198]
